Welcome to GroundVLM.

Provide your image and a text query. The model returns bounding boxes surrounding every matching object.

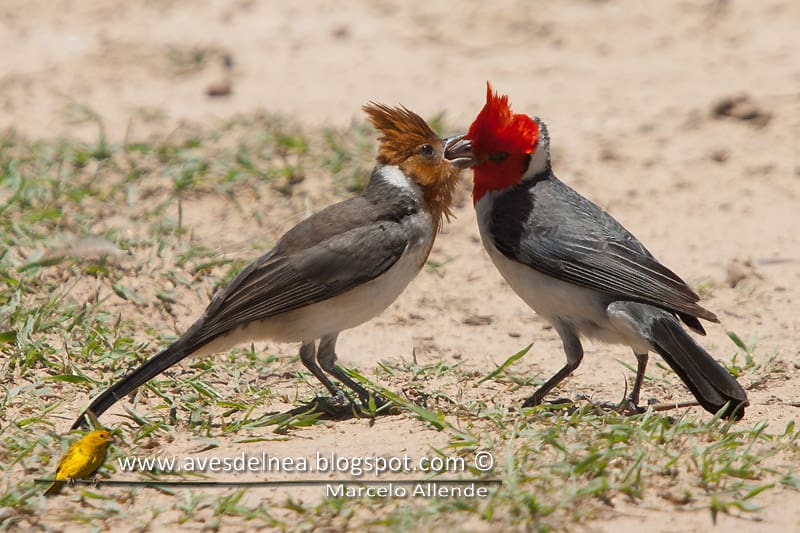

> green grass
[0,117,796,531]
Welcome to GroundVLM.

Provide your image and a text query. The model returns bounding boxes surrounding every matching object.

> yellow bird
[44,430,113,496]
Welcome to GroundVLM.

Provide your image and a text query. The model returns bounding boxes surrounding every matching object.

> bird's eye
[418,144,435,158]
[489,152,509,163]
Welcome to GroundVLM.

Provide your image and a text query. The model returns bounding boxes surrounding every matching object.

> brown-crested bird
[465,84,747,418]
[72,104,473,429]
[44,430,113,496]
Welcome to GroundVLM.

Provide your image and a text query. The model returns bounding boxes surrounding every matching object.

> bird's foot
[331,389,350,406]
[521,393,556,408]
[522,395,577,412]
[593,397,653,416]
[546,397,575,406]
[617,397,647,416]
[297,393,393,420]
[358,392,391,413]
[307,394,360,419]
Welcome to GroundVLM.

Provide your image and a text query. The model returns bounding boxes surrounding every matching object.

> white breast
[475,192,651,352]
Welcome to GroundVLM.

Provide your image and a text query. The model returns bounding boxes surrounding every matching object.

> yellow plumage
[44,430,112,496]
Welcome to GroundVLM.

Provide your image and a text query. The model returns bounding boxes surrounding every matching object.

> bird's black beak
[443,134,474,169]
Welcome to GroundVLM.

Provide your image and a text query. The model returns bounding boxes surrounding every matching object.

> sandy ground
[2,0,799,530]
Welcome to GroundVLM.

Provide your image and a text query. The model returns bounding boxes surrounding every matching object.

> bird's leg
[298,341,347,403]
[627,352,649,409]
[523,364,581,407]
[523,324,583,408]
[316,334,387,409]
[597,352,650,415]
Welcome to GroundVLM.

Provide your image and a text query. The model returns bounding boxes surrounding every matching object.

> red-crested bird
[72,104,472,429]
[465,84,747,418]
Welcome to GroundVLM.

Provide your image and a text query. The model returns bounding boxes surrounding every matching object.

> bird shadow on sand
[529,395,702,423]
[267,395,399,427]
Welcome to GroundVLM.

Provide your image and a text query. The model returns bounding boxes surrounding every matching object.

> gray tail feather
[71,337,194,429]
[649,316,748,419]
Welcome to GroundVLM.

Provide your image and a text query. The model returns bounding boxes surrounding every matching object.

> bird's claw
[305,393,387,419]
[618,397,647,416]
[360,393,390,412]
[310,394,354,417]
[545,397,575,407]
[331,390,350,406]
[522,395,577,413]
[521,392,551,408]
[591,398,646,416]
[526,391,651,417]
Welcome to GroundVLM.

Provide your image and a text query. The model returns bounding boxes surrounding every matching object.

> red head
[466,83,541,204]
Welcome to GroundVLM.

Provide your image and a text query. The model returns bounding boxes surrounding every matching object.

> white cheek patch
[379,165,413,189]
[524,145,550,179]
[378,165,424,197]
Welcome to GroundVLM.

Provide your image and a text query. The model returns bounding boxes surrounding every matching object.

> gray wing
[189,220,411,345]
[490,177,718,324]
